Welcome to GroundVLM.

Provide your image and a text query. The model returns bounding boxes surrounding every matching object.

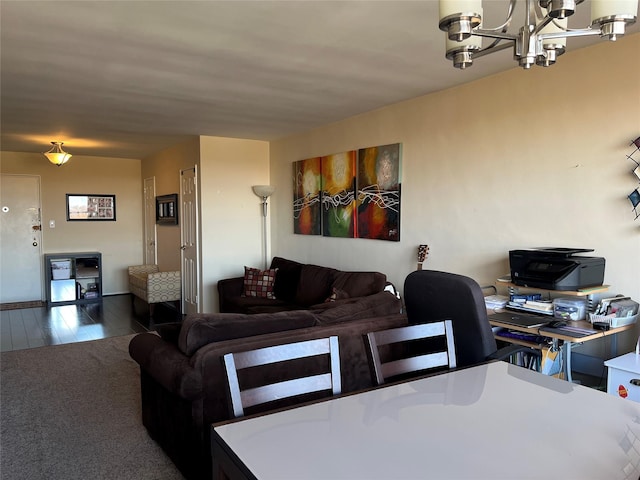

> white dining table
[212,361,640,480]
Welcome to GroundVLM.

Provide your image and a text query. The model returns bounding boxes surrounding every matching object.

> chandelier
[44,141,72,166]
[439,0,638,69]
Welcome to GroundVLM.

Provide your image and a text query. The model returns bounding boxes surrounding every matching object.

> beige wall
[140,135,270,312]
[270,34,640,352]
[199,136,270,312]
[1,152,143,294]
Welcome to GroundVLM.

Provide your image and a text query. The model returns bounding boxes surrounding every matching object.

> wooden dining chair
[364,320,457,385]
[222,336,341,418]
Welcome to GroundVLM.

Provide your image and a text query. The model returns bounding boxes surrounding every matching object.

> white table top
[213,362,640,480]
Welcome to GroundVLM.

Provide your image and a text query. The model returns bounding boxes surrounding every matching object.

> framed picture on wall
[156,193,179,225]
[66,194,116,221]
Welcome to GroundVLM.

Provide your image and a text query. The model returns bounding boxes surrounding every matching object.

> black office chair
[222,336,341,418]
[403,270,533,368]
[364,320,457,385]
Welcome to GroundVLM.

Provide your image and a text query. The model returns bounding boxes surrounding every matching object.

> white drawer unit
[605,353,640,403]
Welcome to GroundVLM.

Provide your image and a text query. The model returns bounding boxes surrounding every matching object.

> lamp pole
[252,185,275,270]
[260,196,269,270]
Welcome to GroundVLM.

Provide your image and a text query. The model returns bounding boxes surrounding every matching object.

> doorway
[180,166,200,315]
[0,174,43,303]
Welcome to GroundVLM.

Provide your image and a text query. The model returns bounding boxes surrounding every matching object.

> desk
[489,315,634,382]
[212,362,640,480]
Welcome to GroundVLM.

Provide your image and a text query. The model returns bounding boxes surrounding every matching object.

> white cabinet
[605,353,640,403]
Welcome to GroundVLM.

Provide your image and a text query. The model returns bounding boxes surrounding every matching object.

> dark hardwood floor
[0,294,182,353]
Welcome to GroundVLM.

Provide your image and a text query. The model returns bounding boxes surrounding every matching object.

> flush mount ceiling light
[44,141,72,166]
[439,0,638,69]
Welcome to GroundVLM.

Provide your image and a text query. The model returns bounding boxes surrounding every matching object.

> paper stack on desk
[522,300,554,313]
[485,295,509,310]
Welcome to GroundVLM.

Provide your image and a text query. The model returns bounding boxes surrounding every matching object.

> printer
[509,248,605,291]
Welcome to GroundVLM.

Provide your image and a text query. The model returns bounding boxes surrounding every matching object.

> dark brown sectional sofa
[217,256,390,313]
[129,290,405,480]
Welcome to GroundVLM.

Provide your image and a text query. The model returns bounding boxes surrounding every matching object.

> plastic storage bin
[553,297,587,321]
[51,260,72,280]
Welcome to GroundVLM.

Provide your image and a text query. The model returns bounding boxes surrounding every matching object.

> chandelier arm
[539,27,602,40]
[533,0,544,21]
[532,16,554,35]
[472,29,517,41]
[481,0,516,33]
[482,0,518,51]
[472,41,514,59]
[484,37,506,51]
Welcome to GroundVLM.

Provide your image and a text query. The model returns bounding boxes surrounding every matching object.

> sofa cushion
[314,291,402,325]
[242,267,277,299]
[270,257,303,303]
[295,264,337,307]
[331,271,387,298]
[178,310,318,356]
[224,295,291,314]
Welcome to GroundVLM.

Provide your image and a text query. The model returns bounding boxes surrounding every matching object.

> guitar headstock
[417,244,429,269]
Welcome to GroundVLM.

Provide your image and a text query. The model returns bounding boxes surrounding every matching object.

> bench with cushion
[128,264,181,316]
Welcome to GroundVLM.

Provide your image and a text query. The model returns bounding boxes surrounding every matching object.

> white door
[143,177,157,265]
[0,174,43,303]
[180,166,199,315]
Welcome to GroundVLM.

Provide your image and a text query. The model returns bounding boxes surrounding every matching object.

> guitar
[417,244,429,270]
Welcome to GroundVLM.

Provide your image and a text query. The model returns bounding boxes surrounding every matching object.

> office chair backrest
[403,270,497,368]
[223,336,341,418]
[365,320,457,385]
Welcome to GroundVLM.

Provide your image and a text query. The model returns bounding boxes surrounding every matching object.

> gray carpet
[1,334,184,480]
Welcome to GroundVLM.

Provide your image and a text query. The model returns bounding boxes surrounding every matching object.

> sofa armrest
[217,276,244,312]
[129,333,201,399]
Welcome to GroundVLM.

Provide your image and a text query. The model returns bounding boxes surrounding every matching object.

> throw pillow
[242,266,277,299]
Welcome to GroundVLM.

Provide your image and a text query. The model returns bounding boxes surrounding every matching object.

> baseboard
[0,300,45,311]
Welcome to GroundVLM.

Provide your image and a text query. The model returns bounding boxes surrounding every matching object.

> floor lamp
[252,185,275,270]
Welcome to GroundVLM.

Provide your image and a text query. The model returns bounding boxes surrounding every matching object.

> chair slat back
[365,321,456,385]
[223,336,341,418]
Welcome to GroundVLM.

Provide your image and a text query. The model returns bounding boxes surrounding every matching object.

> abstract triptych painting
[293,143,401,242]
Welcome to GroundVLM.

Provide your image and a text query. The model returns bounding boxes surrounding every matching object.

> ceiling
[1,1,637,159]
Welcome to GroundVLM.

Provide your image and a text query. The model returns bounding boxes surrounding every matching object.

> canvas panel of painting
[356,143,401,242]
[293,157,322,235]
[321,151,356,238]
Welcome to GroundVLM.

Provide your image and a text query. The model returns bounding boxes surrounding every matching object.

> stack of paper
[523,300,554,313]
[485,295,509,310]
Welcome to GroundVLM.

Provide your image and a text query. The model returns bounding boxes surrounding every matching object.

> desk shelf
[499,281,609,297]
[495,334,548,350]
[497,281,609,315]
